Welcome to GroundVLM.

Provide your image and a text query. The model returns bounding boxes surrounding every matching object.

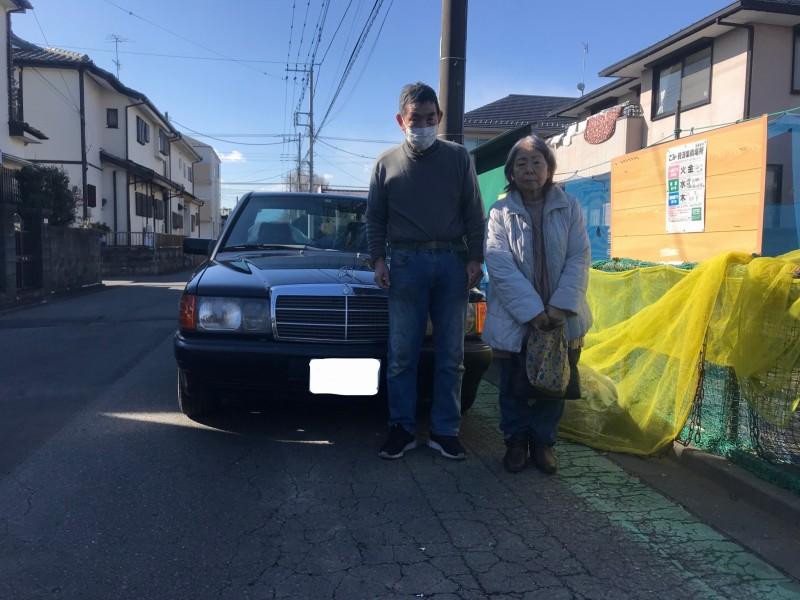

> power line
[103,0,283,79]
[294,0,313,67]
[46,45,288,65]
[315,0,385,138]
[316,138,375,159]
[319,0,354,67]
[283,0,298,157]
[328,0,394,127]
[29,67,80,113]
[172,120,289,146]
[177,133,395,144]
[31,9,80,108]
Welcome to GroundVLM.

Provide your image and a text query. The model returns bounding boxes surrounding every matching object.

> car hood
[191,251,376,296]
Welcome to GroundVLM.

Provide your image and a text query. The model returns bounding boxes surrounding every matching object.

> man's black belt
[390,241,467,251]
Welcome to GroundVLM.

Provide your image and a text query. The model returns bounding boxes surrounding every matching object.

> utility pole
[296,134,302,192]
[287,64,316,192]
[438,0,467,144]
[308,68,314,192]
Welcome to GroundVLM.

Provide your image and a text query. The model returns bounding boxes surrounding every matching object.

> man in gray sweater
[367,82,484,460]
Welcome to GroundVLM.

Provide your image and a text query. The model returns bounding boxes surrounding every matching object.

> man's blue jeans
[497,357,565,446]
[387,249,468,436]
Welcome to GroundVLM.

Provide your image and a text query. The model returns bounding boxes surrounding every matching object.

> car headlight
[189,296,270,333]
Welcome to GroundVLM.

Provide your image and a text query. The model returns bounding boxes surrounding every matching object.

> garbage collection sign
[665,140,707,233]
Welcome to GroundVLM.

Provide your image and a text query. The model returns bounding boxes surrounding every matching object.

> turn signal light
[179,294,197,331]
[474,301,486,334]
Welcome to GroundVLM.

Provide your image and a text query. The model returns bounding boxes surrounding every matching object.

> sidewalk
[474,374,800,587]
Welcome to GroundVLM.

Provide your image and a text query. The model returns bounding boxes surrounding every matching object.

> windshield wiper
[219,243,307,252]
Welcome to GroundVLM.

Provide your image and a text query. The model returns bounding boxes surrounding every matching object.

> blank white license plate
[308,359,381,396]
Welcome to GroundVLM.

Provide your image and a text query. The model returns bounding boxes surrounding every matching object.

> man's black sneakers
[427,434,466,460]
[378,425,417,459]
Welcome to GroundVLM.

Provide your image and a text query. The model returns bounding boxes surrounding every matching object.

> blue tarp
[764,113,800,256]
[562,174,611,261]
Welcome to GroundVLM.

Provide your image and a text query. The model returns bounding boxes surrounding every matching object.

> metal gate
[14,212,43,291]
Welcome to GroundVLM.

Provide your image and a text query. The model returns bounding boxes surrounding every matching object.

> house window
[652,44,712,119]
[135,192,155,218]
[191,214,197,232]
[158,128,170,155]
[188,166,193,183]
[153,197,165,220]
[136,116,150,145]
[87,184,97,208]
[106,108,118,129]
[172,212,184,230]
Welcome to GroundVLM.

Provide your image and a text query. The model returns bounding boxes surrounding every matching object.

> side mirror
[184,237,215,255]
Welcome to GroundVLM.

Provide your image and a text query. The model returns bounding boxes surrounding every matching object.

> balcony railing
[102,232,185,248]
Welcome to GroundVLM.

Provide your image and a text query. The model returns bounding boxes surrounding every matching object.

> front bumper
[173,332,493,394]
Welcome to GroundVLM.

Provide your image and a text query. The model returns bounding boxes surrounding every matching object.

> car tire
[460,375,482,415]
[178,368,220,419]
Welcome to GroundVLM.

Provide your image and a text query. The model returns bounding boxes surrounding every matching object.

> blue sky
[12,0,728,208]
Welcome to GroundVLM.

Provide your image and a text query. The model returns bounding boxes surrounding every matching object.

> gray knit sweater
[366,139,485,263]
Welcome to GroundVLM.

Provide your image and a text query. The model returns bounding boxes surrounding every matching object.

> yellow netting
[560,251,800,455]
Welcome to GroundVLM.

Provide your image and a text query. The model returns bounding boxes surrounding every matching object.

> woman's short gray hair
[503,135,557,194]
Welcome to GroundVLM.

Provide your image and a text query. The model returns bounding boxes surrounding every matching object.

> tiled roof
[11,34,90,65]
[464,94,576,133]
[11,34,177,137]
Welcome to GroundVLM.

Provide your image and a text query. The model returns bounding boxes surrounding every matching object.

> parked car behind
[174,192,492,418]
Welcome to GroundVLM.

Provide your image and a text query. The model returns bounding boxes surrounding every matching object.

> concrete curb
[670,443,800,525]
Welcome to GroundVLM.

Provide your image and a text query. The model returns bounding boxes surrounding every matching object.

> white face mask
[405,125,438,151]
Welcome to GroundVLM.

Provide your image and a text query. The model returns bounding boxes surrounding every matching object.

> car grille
[274,294,389,343]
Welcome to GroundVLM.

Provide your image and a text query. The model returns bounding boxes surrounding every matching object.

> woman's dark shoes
[503,435,529,473]
[532,444,558,474]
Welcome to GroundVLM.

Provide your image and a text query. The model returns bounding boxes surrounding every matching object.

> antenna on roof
[106,34,131,79]
[577,42,589,97]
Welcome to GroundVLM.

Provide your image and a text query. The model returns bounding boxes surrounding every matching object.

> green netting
[587,256,800,495]
[592,257,698,271]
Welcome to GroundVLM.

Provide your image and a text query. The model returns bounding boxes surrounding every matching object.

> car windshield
[221,194,368,253]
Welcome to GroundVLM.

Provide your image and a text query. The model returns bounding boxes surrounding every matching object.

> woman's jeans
[497,356,565,446]
[387,249,468,436]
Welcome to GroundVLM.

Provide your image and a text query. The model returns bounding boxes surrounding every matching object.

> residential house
[11,35,203,241]
[543,0,800,260]
[463,94,575,151]
[1,0,42,169]
[184,134,221,238]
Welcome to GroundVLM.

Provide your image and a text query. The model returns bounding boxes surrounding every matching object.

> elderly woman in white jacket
[483,135,592,475]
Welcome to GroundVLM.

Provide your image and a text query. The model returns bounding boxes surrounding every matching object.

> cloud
[218,150,245,162]
[322,173,333,181]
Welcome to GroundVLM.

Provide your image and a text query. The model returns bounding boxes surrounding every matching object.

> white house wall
[170,142,195,190]
[21,66,82,163]
[190,142,222,237]
[127,105,168,176]
[0,10,27,162]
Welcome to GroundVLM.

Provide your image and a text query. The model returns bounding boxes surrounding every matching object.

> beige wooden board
[610,116,767,261]
[612,230,761,262]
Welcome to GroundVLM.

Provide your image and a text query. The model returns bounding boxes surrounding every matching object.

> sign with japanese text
[665,140,707,233]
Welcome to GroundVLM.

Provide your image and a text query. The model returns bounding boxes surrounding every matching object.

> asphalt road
[1,274,799,600]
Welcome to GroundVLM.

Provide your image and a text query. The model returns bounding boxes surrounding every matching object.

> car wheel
[177,368,220,419]
[460,375,482,415]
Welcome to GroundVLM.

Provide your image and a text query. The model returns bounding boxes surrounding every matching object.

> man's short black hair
[398,82,441,115]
